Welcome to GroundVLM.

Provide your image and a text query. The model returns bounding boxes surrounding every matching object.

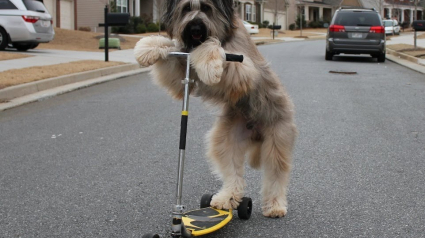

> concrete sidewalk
[1,31,425,112]
[0,48,138,72]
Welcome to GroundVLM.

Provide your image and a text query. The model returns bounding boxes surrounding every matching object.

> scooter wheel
[237,197,252,220]
[142,233,160,238]
[200,193,214,208]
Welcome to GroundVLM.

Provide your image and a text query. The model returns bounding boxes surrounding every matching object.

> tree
[264,0,288,26]
[153,0,165,33]
[362,0,385,17]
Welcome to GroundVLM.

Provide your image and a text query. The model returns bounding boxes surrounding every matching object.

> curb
[0,63,141,101]
[386,49,425,75]
[0,65,150,112]
[386,48,422,65]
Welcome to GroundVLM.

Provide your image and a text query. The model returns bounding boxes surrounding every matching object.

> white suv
[0,0,54,51]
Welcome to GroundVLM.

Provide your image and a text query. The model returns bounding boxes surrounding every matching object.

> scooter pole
[169,52,192,238]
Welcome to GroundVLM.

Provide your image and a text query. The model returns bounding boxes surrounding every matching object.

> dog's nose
[190,25,202,35]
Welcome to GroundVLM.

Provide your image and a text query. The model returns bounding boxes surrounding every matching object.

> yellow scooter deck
[182,207,232,236]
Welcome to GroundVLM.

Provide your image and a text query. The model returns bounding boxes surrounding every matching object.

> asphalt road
[1,40,425,238]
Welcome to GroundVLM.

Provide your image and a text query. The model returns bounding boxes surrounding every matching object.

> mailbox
[107,13,130,26]
[268,25,282,30]
[412,20,425,31]
[99,13,130,27]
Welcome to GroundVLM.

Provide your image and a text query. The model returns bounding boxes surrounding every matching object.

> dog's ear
[213,0,236,28]
[162,0,182,38]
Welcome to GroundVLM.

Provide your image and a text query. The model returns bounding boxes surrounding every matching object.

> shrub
[295,14,307,29]
[309,21,320,28]
[78,26,91,32]
[262,20,269,28]
[147,23,159,32]
[136,24,147,33]
[289,23,296,31]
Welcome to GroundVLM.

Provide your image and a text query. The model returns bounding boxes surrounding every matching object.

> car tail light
[369,26,385,33]
[22,16,39,23]
[329,25,345,32]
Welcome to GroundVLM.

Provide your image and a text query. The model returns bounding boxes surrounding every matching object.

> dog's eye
[183,5,191,12]
[200,4,211,12]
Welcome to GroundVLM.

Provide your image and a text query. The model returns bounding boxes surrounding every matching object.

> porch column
[135,0,140,16]
[411,9,414,22]
[260,2,264,23]
[319,6,323,20]
[239,2,244,20]
[401,9,404,22]
[388,7,392,19]
[304,5,309,21]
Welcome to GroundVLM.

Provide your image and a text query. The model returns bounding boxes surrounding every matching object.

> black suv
[326,8,386,62]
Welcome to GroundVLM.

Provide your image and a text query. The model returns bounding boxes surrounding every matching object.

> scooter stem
[170,52,193,237]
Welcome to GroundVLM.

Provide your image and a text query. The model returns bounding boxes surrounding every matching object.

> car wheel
[0,27,8,51]
[377,53,386,62]
[325,50,333,61]
[14,44,32,51]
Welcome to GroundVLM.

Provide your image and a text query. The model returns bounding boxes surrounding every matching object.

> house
[361,0,424,24]
[37,0,77,30]
[39,0,423,32]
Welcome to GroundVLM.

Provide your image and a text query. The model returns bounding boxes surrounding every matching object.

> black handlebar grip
[225,54,244,63]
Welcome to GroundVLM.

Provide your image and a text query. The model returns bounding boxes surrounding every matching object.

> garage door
[60,0,73,30]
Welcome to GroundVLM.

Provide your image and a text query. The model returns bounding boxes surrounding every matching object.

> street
[1,40,425,237]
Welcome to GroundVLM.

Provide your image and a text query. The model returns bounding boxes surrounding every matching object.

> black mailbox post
[99,6,130,61]
[412,20,425,31]
[411,20,425,48]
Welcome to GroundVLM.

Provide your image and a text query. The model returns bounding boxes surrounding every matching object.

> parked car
[326,7,386,62]
[0,0,54,51]
[383,19,400,35]
[243,21,259,34]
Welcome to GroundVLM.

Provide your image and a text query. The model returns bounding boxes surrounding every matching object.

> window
[245,4,251,21]
[23,0,48,12]
[0,0,17,10]
[334,12,381,26]
[252,4,256,22]
[116,0,128,13]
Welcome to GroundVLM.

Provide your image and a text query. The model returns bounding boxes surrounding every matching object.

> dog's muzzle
[182,19,208,50]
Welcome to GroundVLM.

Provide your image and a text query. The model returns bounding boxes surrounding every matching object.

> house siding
[77,1,105,32]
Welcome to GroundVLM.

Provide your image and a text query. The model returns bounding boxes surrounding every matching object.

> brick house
[39,0,424,32]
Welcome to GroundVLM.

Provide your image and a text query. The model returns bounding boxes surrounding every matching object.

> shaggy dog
[134,0,297,218]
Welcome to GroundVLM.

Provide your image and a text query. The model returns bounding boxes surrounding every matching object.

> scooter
[142,52,252,238]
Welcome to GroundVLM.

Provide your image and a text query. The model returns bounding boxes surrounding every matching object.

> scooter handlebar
[225,54,244,63]
[168,52,244,63]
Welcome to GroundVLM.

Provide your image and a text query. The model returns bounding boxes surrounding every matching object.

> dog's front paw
[134,36,176,67]
[262,200,287,218]
[190,38,225,85]
[210,191,241,210]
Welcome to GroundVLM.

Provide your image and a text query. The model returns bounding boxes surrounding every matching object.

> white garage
[60,0,74,30]
[37,0,75,30]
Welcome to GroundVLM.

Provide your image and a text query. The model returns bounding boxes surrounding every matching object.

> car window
[0,0,18,9]
[334,11,381,26]
[23,0,48,13]
[383,21,393,27]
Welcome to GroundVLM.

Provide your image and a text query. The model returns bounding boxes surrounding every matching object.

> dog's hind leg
[260,121,296,218]
[206,115,250,210]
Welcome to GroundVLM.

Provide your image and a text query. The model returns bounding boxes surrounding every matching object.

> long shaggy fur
[134,0,297,218]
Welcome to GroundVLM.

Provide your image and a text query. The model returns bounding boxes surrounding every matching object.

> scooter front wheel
[237,197,252,220]
[200,193,214,208]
